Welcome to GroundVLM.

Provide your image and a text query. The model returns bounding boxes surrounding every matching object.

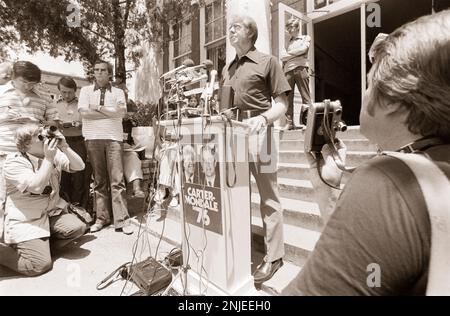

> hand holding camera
[39,126,69,151]
[43,138,58,162]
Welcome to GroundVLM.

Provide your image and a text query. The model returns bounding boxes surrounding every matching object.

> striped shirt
[0,88,59,155]
[77,84,126,141]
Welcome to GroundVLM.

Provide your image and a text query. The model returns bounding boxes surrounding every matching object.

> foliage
[130,101,158,126]
[0,0,195,82]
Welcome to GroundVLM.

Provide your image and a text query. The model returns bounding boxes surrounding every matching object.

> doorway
[313,8,361,126]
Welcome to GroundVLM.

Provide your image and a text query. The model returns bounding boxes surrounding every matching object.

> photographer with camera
[283,10,450,295]
[0,123,87,276]
[0,61,59,242]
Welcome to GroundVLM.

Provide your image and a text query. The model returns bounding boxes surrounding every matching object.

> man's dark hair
[57,76,77,91]
[94,59,114,75]
[12,61,41,82]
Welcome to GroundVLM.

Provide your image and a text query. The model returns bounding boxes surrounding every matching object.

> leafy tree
[0,0,196,82]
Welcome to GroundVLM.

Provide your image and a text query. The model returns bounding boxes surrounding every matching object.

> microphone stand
[201,70,218,117]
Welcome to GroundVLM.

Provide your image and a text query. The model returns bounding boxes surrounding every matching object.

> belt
[236,109,265,122]
[65,135,85,140]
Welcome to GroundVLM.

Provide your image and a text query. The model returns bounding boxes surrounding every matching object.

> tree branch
[81,25,115,44]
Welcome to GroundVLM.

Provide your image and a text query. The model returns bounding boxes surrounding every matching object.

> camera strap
[398,137,444,154]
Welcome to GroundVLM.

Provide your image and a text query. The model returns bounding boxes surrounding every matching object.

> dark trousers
[0,212,86,276]
[60,136,92,209]
[285,67,311,122]
[86,139,129,229]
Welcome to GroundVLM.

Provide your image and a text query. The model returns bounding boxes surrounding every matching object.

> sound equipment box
[128,257,172,296]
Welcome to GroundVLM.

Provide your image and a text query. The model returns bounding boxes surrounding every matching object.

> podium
[159,116,256,295]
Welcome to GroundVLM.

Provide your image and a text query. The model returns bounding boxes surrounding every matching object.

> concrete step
[259,260,301,295]
[251,177,316,202]
[278,162,352,183]
[251,193,323,232]
[279,126,366,141]
[279,150,377,167]
[251,216,320,267]
[142,204,319,267]
[278,163,310,180]
[280,139,378,152]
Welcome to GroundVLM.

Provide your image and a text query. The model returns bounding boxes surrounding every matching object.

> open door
[278,3,314,127]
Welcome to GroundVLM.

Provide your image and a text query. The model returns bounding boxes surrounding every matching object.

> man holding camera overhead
[222,15,291,284]
[0,123,87,276]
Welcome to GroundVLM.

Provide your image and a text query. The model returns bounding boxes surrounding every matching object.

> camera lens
[49,126,58,132]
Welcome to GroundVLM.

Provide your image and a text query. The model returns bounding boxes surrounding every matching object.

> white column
[226,0,272,63]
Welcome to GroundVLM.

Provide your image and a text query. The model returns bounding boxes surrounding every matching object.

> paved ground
[0,197,299,296]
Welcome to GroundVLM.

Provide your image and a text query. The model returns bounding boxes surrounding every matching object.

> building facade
[161,0,449,125]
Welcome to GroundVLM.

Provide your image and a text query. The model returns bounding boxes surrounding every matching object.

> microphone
[159,59,195,79]
[202,70,218,115]
[160,65,186,79]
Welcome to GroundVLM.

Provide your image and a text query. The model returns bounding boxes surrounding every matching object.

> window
[205,0,226,45]
[314,0,343,10]
[207,43,226,80]
[173,18,192,66]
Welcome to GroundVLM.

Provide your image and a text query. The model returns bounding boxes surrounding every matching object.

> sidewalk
[0,213,174,296]
[0,202,299,296]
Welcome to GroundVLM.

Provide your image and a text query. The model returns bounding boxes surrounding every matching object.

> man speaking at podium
[222,15,291,284]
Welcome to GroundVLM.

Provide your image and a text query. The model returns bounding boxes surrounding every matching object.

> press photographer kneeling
[0,124,87,276]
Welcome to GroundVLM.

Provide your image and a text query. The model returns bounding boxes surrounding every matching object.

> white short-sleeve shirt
[2,151,70,244]
[77,84,126,142]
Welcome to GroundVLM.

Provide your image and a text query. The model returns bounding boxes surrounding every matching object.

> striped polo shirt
[0,88,59,155]
[77,83,126,142]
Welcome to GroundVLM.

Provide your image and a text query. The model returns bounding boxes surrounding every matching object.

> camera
[38,125,62,142]
[304,100,347,153]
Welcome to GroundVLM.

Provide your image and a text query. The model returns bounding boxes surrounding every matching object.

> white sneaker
[169,197,179,207]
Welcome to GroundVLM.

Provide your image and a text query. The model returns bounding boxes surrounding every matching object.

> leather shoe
[253,258,283,284]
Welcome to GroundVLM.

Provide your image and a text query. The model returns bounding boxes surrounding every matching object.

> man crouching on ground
[0,123,87,276]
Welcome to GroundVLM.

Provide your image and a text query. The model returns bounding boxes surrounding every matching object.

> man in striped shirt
[78,60,133,235]
[0,61,59,241]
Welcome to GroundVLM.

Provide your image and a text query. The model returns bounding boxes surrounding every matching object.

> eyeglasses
[17,78,39,86]
[229,23,244,31]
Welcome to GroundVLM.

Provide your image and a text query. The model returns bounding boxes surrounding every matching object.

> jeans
[86,139,129,228]
[285,67,311,123]
[0,211,86,276]
[248,125,285,262]
[60,136,92,209]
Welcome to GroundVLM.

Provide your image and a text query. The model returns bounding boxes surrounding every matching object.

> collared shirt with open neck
[93,81,112,92]
[222,47,291,112]
[283,35,310,73]
[55,97,82,137]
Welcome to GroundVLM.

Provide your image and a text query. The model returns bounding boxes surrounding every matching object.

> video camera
[304,100,347,153]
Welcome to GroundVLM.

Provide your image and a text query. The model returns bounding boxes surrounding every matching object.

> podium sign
[159,116,255,295]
